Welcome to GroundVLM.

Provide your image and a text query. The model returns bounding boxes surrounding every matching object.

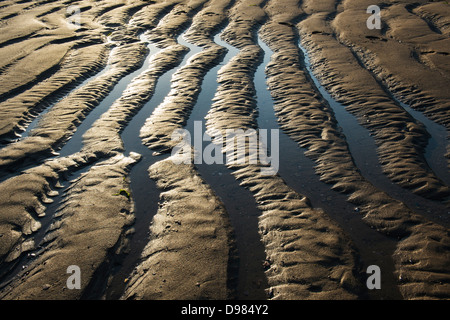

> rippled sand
[0,0,449,300]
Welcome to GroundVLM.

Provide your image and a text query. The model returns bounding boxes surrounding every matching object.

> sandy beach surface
[0,0,448,301]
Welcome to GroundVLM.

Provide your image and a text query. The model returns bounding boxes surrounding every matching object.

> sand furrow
[0,0,175,171]
[93,1,149,32]
[139,39,225,152]
[331,0,450,178]
[0,152,141,299]
[412,2,450,36]
[0,0,112,102]
[0,0,187,293]
[22,4,204,289]
[0,1,33,22]
[128,0,180,33]
[144,0,208,48]
[262,24,450,300]
[184,0,234,47]
[81,43,187,156]
[0,42,71,102]
[83,1,214,157]
[0,0,448,302]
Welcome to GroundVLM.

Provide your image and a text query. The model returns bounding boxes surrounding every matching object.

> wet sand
[0,0,449,300]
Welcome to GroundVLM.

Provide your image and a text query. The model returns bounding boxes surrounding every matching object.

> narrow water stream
[347,42,450,188]
[0,34,155,290]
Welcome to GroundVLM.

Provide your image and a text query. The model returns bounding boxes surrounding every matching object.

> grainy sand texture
[0,0,449,301]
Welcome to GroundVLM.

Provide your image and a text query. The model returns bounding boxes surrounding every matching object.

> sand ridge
[122,0,237,300]
[121,153,235,300]
[298,9,450,201]
[139,0,228,152]
[0,0,448,300]
[0,15,149,174]
[258,0,450,300]
[204,0,362,300]
[0,152,141,299]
